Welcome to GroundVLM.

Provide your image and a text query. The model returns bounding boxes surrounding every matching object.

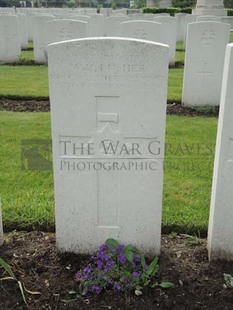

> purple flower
[75,271,82,281]
[84,265,92,274]
[132,272,140,277]
[134,256,141,263]
[144,264,149,271]
[118,253,127,264]
[96,259,103,270]
[91,285,102,294]
[114,282,121,291]
[117,244,124,252]
[104,266,112,273]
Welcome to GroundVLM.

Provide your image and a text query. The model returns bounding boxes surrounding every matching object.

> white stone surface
[0,200,3,246]
[33,14,55,64]
[197,15,221,22]
[0,14,21,63]
[153,16,177,65]
[175,13,189,42]
[182,21,230,107]
[208,43,233,261]
[193,0,227,16]
[183,15,198,49]
[106,16,129,36]
[16,13,28,49]
[100,8,112,17]
[27,13,37,41]
[221,17,233,30]
[48,37,169,255]
[89,14,105,37]
[45,19,87,48]
[120,20,162,43]
[60,14,91,36]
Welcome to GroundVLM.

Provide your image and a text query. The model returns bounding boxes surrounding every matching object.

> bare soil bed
[1,232,233,310]
[0,98,219,116]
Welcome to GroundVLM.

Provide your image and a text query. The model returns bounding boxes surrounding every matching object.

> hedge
[142,7,233,16]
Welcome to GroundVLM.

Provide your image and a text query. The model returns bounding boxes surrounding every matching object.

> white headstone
[27,13,37,41]
[106,16,129,36]
[197,15,221,22]
[45,19,87,48]
[153,16,177,65]
[183,14,198,49]
[100,8,112,17]
[0,15,21,63]
[60,14,91,36]
[193,0,227,16]
[221,17,233,30]
[16,13,28,49]
[48,37,169,255]
[175,13,189,42]
[0,200,3,246]
[89,14,105,37]
[182,21,230,107]
[33,14,55,64]
[120,20,162,43]
[208,43,233,261]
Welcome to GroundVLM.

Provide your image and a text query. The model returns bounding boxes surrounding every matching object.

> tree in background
[172,0,196,7]
[224,0,233,8]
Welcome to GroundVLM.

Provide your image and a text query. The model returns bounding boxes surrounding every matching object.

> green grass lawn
[0,65,183,101]
[0,66,48,98]
[21,50,34,61]
[0,111,217,234]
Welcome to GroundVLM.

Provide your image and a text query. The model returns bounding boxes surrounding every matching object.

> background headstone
[0,14,21,63]
[48,37,169,255]
[182,21,230,106]
[45,19,87,48]
[208,43,233,261]
[197,15,221,22]
[153,16,177,65]
[175,13,189,42]
[33,14,55,64]
[106,16,129,36]
[120,20,162,43]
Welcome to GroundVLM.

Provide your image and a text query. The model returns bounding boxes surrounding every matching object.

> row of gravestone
[0,12,232,107]
[1,36,233,261]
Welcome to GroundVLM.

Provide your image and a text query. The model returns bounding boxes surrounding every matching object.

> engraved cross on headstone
[197,62,213,87]
[95,96,120,228]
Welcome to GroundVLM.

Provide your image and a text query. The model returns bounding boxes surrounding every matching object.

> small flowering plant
[75,238,174,296]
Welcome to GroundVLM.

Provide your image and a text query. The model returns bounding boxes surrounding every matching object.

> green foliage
[75,239,174,297]
[227,8,233,15]
[224,273,233,288]
[0,257,27,305]
[172,0,196,8]
[132,0,146,9]
[142,7,192,15]
[225,0,233,8]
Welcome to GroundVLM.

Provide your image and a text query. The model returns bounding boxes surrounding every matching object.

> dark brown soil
[0,232,233,309]
[0,98,219,117]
